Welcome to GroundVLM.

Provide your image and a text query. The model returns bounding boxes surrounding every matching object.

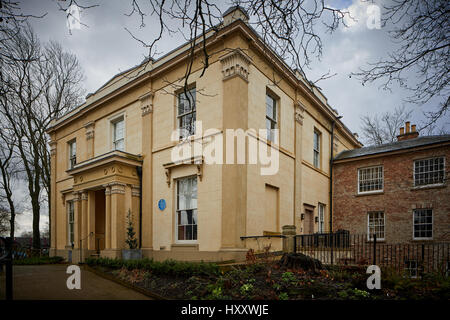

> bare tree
[353,0,449,129]
[0,207,9,236]
[0,126,20,239]
[0,23,84,248]
[359,105,413,146]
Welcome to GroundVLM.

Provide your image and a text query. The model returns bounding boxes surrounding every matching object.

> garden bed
[85,256,449,300]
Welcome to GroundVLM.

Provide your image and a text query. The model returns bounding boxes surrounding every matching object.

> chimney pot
[411,124,416,132]
[400,127,404,135]
[405,121,410,133]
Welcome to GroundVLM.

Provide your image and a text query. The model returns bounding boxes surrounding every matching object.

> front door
[304,209,314,234]
[95,189,106,253]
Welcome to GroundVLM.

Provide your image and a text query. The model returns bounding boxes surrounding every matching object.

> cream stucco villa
[47,7,361,263]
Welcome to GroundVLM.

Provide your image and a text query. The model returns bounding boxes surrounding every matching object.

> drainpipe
[136,166,143,249]
[329,116,342,234]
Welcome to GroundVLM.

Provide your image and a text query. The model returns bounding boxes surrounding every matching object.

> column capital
[84,121,95,140]
[81,191,88,201]
[295,101,305,125]
[72,192,81,202]
[131,184,140,197]
[220,48,251,82]
[140,91,154,116]
[49,140,57,156]
[110,182,126,195]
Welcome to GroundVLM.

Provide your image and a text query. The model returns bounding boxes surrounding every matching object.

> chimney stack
[397,121,419,141]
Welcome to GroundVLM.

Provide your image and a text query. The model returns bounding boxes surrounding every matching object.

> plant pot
[122,249,142,260]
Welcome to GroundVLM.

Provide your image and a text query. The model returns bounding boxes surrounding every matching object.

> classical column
[81,191,88,245]
[110,183,126,250]
[49,139,57,254]
[294,101,305,231]
[104,185,111,249]
[140,90,153,252]
[220,49,251,249]
[72,192,81,249]
[87,191,96,250]
[131,185,141,246]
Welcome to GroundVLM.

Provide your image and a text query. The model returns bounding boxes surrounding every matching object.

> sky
[13,0,449,234]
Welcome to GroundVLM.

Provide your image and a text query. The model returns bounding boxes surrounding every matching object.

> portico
[64,150,142,261]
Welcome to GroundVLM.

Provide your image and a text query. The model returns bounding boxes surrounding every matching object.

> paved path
[0,264,151,300]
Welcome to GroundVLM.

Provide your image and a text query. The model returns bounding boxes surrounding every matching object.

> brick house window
[176,176,198,242]
[112,116,125,151]
[404,260,419,278]
[177,87,196,139]
[414,157,445,186]
[318,203,325,233]
[68,140,76,169]
[266,93,277,142]
[413,208,432,239]
[367,211,385,241]
[313,130,321,168]
[358,166,383,193]
[67,201,74,246]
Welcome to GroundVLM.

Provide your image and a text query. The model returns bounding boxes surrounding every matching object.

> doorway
[94,189,106,253]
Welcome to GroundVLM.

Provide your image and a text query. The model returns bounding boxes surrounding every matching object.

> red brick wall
[333,145,450,243]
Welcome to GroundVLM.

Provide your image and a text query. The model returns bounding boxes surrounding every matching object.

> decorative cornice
[140,91,154,116]
[220,49,251,81]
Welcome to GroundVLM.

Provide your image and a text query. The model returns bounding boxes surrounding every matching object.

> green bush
[85,257,220,277]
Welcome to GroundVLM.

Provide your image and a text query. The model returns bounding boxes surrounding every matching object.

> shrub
[85,257,220,277]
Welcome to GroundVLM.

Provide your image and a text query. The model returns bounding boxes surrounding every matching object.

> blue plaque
[158,199,166,211]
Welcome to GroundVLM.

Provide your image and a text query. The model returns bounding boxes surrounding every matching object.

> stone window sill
[355,191,384,197]
[411,184,446,191]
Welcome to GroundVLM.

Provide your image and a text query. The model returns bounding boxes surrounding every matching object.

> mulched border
[83,264,170,300]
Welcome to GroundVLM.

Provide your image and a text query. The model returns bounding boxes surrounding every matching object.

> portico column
[110,183,126,249]
[87,191,96,250]
[104,185,111,249]
[72,192,81,249]
[81,191,88,247]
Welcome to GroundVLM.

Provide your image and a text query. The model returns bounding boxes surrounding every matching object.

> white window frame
[68,139,76,169]
[110,114,125,151]
[67,201,75,246]
[404,260,419,278]
[413,156,445,187]
[177,87,196,140]
[265,93,278,143]
[367,211,385,241]
[313,130,320,168]
[175,176,198,244]
[357,165,384,194]
[318,203,325,233]
[413,208,433,240]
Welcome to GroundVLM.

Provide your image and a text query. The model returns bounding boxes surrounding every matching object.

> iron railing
[296,232,450,276]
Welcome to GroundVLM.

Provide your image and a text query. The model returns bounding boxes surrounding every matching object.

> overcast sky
[14,0,449,234]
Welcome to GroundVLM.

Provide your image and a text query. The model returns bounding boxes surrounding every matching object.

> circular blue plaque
[158,199,166,211]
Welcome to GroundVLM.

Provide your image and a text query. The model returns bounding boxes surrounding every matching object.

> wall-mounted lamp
[300,213,305,220]
[315,217,319,223]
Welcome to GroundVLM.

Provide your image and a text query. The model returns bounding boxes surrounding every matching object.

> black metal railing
[295,232,450,276]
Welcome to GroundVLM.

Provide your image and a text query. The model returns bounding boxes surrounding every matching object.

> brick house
[333,122,450,244]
